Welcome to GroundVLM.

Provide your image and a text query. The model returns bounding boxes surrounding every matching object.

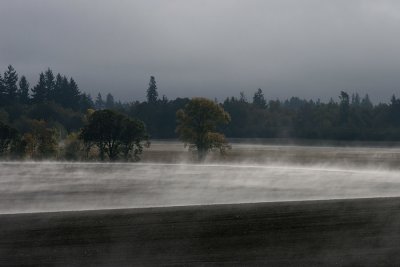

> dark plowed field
[1,197,400,266]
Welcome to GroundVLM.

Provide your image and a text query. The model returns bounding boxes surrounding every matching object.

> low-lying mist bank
[142,141,400,168]
[1,197,400,266]
[1,153,400,213]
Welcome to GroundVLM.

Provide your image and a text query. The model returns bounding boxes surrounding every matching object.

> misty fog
[2,144,400,214]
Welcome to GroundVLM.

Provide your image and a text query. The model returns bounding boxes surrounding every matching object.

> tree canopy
[3,64,400,162]
[176,98,231,161]
[80,109,149,161]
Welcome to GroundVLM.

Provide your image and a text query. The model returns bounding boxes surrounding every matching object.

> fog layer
[1,159,400,214]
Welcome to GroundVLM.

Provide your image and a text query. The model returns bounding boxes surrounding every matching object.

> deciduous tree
[176,98,231,161]
[80,109,148,161]
[0,121,18,156]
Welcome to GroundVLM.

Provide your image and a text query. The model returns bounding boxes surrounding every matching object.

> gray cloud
[1,0,400,102]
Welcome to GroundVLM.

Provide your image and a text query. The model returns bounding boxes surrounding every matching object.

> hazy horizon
[1,0,400,103]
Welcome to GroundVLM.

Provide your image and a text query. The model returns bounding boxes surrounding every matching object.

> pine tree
[146,76,158,104]
[31,72,47,103]
[67,78,81,110]
[44,68,55,100]
[3,65,19,102]
[239,91,247,103]
[106,93,115,109]
[95,93,104,110]
[253,88,266,108]
[79,93,94,112]
[361,94,373,109]
[0,74,5,105]
[53,73,64,103]
[18,76,30,104]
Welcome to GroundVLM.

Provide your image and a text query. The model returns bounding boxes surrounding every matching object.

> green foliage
[0,121,18,156]
[176,98,231,161]
[5,63,400,162]
[28,102,84,132]
[26,120,59,159]
[63,132,84,161]
[80,109,148,161]
[119,117,149,161]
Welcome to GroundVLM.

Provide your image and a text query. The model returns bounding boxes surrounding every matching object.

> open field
[2,143,400,265]
[1,197,400,266]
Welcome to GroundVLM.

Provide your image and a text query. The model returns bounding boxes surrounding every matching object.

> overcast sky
[1,0,400,102]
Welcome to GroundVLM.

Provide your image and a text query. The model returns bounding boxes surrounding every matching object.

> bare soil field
[1,197,400,266]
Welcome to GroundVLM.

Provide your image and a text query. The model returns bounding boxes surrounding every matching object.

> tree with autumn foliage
[176,98,231,161]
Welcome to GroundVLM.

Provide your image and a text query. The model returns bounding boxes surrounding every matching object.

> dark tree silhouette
[18,76,30,104]
[106,93,115,109]
[80,109,148,161]
[44,68,55,100]
[339,91,350,125]
[0,121,18,156]
[3,65,19,102]
[120,116,149,161]
[146,76,158,104]
[253,88,266,108]
[95,93,104,110]
[0,74,4,105]
[31,72,47,103]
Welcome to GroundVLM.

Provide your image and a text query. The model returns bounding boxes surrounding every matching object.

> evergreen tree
[44,68,55,100]
[18,76,30,104]
[67,78,81,110]
[361,94,373,109]
[53,73,64,103]
[239,91,247,103]
[53,75,81,109]
[95,93,104,109]
[0,74,5,105]
[351,93,361,106]
[106,93,115,109]
[253,88,266,108]
[146,76,158,104]
[3,65,19,102]
[339,91,350,125]
[31,72,47,103]
[79,93,94,112]
[61,76,70,101]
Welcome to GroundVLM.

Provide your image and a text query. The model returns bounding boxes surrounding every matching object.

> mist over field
[2,1,400,265]
[2,143,400,214]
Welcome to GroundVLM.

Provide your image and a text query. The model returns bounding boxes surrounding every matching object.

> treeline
[2,65,400,160]
[0,65,92,134]
[125,88,400,141]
